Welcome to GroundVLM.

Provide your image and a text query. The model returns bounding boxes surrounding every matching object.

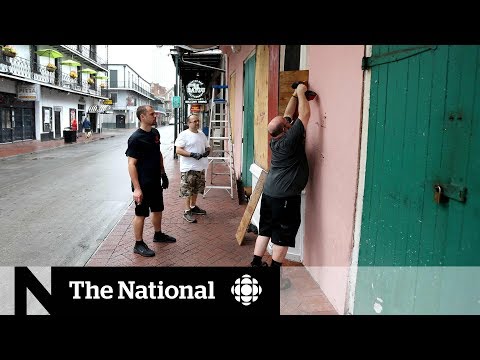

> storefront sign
[190,104,201,113]
[186,80,206,103]
[17,84,39,101]
[103,99,113,105]
[185,99,207,104]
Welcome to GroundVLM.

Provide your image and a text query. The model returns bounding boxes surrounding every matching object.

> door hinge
[362,46,437,70]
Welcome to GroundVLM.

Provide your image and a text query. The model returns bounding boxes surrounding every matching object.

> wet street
[0,126,175,266]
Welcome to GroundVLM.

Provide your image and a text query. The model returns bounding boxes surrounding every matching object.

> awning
[98,105,111,113]
[87,105,99,113]
[87,104,111,113]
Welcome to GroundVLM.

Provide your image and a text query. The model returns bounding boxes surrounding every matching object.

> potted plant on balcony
[2,45,17,58]
[87,78,94,85]
[46,63,57,72]
[100,83,106,89]
[69,71,78,79]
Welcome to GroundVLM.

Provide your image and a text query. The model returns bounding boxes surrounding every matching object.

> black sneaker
[153,231,176,243]
[190,205,207,215]
[183,210,197,223]
[133,241,155,257]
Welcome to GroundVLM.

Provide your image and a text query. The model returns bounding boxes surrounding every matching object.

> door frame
[346,45,371,314]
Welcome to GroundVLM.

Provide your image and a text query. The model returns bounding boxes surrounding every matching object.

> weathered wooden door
[355,45,480,314]
[242,54,256,187]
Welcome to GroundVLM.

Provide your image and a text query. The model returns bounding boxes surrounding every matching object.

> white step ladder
[203,84,234,199]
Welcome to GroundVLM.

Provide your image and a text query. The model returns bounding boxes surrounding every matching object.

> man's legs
[272,244,289,264]
[180,171,200,222]
[271,246,292,290]
[189,193,207,215]
[251,235,270,267]
[152,211,176,243]
[133,215,145,242]
[253,235,270,257]
[133,215,155,257]
[190,194,198,208]
[251,195,272,267]
[182,196,197,223]
[151,211,162,233]
[189,172,207,215]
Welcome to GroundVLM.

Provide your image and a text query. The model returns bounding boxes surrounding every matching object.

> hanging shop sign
[185,80,207,104]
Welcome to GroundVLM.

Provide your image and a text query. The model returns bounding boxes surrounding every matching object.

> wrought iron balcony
[108,81,156,99]
[0,55,103,96]
[53,45,107,72]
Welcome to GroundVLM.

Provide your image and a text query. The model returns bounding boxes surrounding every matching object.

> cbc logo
[231,274,262,306]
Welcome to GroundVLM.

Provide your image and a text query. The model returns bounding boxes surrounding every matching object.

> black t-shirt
[263,120,309,198]
[125,128,162,190]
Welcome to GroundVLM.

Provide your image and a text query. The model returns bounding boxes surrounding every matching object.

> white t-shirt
[175,129,209,172]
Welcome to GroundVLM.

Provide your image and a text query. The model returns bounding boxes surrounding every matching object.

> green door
[242,54,256,187]
[355,46,480,314]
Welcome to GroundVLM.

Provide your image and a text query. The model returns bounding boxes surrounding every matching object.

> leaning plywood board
[235,170,267,245]
[278,70,309,116]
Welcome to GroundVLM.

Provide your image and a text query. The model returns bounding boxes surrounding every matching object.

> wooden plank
[235,170,267,245]
[254,45,270,171]
[268,45,280,167]
[278,70,309,116]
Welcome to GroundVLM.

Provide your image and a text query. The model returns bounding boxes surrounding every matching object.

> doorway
[54,108,61,139]
[116,114,126,128]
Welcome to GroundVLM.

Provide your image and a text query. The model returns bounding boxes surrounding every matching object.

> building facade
[0,45,109,143]
[103,64,157,129]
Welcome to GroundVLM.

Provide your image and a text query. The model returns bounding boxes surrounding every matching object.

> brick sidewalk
[85,151,337,314]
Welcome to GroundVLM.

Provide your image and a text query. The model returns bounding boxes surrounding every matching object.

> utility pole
[174,51,179,159]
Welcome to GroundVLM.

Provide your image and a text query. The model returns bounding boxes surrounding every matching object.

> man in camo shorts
[175,114,210,223]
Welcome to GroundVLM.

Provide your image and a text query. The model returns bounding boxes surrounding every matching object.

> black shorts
[258,193,301,248]
[134,185,164,217]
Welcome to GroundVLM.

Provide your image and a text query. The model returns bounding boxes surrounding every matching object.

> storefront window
[43,107,52,132]
[1,108,12,128]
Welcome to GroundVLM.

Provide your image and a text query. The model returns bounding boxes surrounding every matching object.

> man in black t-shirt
[250,83,311,289]
[125,105,176,257]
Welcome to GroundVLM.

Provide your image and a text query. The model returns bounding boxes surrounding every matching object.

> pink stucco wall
[303,45,365,313]
[220,45,256,179]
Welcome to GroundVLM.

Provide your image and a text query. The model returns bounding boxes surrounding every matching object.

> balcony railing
[0,55,103,96]
[108,81,156,99]
[63,45,106,66]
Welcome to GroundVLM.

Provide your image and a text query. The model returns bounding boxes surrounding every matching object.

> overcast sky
[107,45,176,89]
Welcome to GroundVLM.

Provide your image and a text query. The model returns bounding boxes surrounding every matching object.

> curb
[0,134,117,160]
